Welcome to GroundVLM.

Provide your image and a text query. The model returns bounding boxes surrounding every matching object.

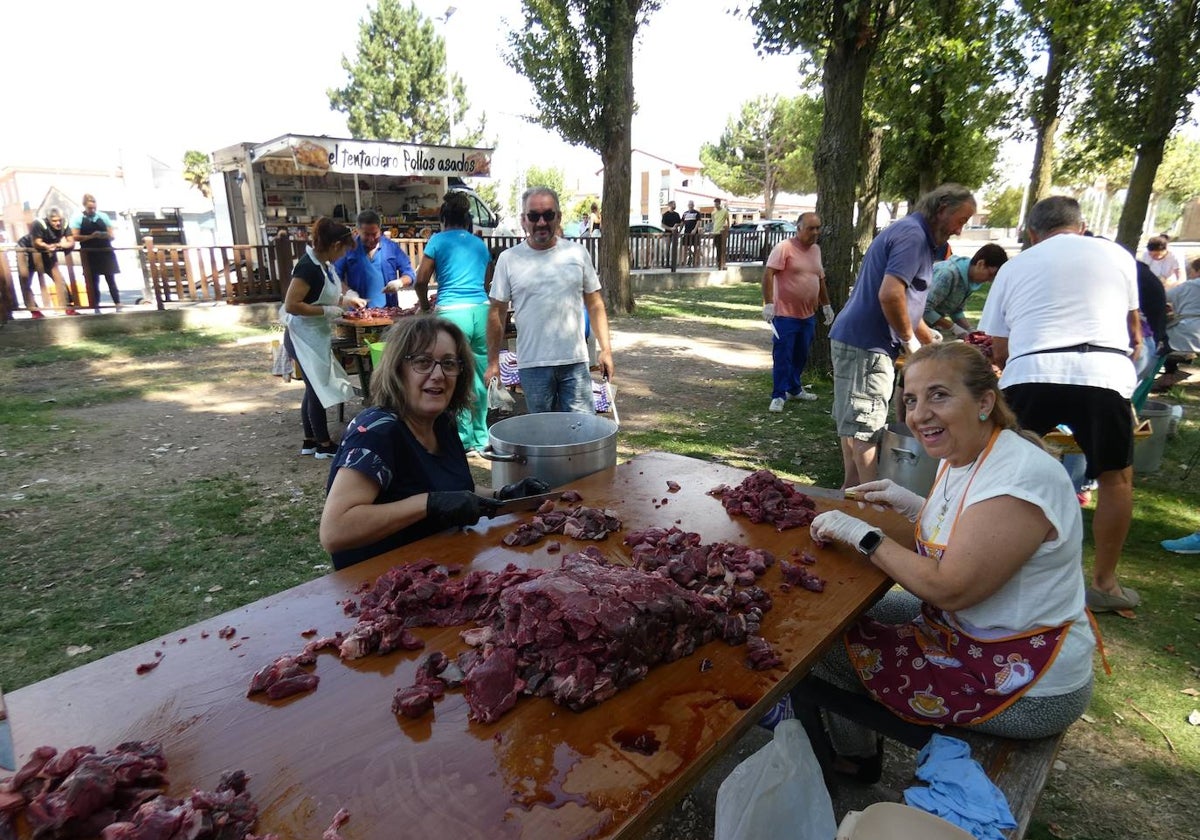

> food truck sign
[250,135,492,178]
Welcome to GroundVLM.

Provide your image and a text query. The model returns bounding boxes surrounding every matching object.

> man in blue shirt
[828,184,976,487]
[335,209,414,307]
[922,243,1008,336]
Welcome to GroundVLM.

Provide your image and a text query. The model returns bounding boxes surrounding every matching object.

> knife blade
[0,687,14,772]
[487,491,561,517]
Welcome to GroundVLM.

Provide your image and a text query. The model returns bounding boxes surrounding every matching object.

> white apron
[282,248,355,409]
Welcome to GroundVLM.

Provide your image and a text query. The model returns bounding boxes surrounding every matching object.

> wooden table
[7,452,909,839]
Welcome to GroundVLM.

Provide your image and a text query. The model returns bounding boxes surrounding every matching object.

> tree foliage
[871,0,1023,205]
[700,95,820,217]
[1154,133,1200,205]
[506,0,661,313]
[509,166,569,213]
[327,0,470,143]
[984,185,1024,229]
[183,151,213,200]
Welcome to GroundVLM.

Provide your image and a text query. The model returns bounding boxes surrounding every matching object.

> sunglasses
[404,355,464,376]
[525,210,558,223]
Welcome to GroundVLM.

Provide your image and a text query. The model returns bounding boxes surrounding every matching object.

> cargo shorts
[831,339,895,442]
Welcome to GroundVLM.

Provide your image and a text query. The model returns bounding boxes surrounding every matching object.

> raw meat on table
[708,470,819,530]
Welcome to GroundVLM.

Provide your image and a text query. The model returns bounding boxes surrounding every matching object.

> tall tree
[509,166,569,213]
[700,95,820,218]
[328,0,469,143]
[507,0,661,314]
[748,1,913,315]
[1072,0,1200,250]
[183,151,213,199]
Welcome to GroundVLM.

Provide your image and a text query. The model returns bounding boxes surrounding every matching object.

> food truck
[211,134,500,246]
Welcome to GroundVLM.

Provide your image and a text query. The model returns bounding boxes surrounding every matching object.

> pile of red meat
[964,331,994,358]
[0,741,276,840]
[708,470,819,530]
[502,504,622,548]
[342,296,434,321]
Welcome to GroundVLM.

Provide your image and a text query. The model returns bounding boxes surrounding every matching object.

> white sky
[0,0,808,189]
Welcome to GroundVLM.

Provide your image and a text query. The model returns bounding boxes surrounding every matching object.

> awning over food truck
[248,134,493,179]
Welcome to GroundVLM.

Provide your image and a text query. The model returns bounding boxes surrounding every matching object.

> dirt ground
[8,313,1198,839]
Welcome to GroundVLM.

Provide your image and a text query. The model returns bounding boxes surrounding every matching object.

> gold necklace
[931,457,980,540]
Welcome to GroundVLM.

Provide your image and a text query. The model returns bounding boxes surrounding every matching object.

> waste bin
[1133,399,1174,474]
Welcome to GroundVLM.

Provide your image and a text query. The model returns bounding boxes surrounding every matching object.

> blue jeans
[772,314,817,399]
[520,363,593,414]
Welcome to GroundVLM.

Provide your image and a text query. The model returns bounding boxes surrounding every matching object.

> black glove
[426,491,499,529]
[495,477,552,501]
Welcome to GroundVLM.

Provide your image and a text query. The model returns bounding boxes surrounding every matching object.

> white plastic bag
[715,719,837,840]
[487,376,516,415]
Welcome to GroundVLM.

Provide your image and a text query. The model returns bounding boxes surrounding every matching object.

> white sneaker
[769,397,785,413]
[787,387,818,401]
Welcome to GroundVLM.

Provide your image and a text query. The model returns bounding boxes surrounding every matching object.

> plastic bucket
[876,422,939,496]
[366,341,386,368]
[1133,400,1174,474]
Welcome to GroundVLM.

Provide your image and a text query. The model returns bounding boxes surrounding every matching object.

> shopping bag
[487,376,517,426]
[715,719,837,840]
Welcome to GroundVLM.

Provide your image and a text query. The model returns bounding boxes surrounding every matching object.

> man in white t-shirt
[979,195,1142,613]
[762,212,833,411]
[486,186,614,414]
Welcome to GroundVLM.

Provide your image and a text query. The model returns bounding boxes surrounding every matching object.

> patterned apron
[843,429,1073,727]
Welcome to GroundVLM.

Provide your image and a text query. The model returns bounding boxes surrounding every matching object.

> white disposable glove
[903,335,921,355]
[929,330,944,344]
[321,305,346,321]
[822,304,835,326]
[762,303,775,322]
[384,279,406,293]
[810,510,881,549]
[951,323,970,338]
[847,478,925,522]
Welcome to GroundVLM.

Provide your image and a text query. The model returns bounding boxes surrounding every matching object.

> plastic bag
[487,376,516,415]
[715,719,836,840]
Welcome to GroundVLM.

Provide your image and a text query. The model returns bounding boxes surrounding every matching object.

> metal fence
[1,229,783,320]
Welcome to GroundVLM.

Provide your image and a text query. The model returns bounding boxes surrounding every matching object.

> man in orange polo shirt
[763,212,833,411]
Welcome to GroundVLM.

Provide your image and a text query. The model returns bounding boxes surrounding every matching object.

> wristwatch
[856,529,884,557]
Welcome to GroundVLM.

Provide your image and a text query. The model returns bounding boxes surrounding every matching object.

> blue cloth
[771,314,817,399]
[422,229,490,308]
[903,734,1017,840]
[335,236,415,307]
[829,213,936,358]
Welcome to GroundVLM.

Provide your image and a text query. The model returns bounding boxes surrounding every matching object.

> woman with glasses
[282,217,361,459]
[320,316,549,569]
[415,191,492,453]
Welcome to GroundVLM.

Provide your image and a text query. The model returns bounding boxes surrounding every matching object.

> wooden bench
[956,729,1067,840]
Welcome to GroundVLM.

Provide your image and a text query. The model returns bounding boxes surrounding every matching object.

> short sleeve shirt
[421,229,489,307]
[681,209,701,233]
[326,407,472,569]
[661,210,681,229]
[829,213,936,357]
[766,239,824,319]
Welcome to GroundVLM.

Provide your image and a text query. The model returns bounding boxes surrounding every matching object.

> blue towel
[904,734,1017,840]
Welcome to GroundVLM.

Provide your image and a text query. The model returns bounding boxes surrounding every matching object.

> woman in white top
[801,341,1095,780]
[1140,236,1182,287]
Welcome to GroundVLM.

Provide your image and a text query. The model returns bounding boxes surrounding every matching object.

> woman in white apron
[282,218,360,458]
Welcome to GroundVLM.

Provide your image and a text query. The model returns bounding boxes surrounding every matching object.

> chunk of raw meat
[247,655,319,699]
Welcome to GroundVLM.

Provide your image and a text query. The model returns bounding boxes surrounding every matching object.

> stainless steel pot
[481,413,619,488]
[876,422,938,497]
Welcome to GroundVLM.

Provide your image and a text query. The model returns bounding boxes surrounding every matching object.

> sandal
[1086,585,1140,612]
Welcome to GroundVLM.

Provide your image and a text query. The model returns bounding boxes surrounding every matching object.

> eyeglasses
[525,210,558,223]
[404,355,464,376]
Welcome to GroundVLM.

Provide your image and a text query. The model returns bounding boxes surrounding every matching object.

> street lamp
[436,6,458,145]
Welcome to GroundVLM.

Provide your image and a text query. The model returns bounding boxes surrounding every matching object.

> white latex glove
[929,330,944,344]
[847,478,925,522]
[810,510,881,549]
[384,279,406,294]
[822,304,835,326]
[341,292,366,310]
[903,335,921,355]
[321,305,346,321]
[762,303,775,322]
[951,323,970,338]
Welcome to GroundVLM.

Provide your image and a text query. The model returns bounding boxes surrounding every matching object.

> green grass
[7,325,271,368]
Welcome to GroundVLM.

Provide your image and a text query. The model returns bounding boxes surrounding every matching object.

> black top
[1136,261,1169,354]
[292,253,327,305]
[326,408,473,569]
[31,218,70,248]
[682,209,701,233]
[662,210,681,229]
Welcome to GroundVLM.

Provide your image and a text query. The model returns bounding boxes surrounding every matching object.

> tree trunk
[853,125,884,278]
[810,21,879,376]
[1026,34,1069,211]
[1118,145,1164,252]
[596,1,637,314]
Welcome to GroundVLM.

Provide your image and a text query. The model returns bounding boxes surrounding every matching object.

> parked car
[727,219,797,262]
[629,223,672,269]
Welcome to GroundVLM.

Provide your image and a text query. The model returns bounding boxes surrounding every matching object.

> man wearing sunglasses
[486,186,614,414]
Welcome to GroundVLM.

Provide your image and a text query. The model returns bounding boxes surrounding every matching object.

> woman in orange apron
[805,341,1096,777]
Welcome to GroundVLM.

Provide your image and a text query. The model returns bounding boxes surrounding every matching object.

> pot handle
[890,448,919,463]
[478,446,525,464]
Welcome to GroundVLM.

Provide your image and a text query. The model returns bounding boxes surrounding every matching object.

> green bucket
[366,341,387,368]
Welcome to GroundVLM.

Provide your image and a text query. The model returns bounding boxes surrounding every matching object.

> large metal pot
[481,413,619,488]
[876,422,939,497]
